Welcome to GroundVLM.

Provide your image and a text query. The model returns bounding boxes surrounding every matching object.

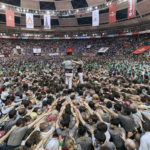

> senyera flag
[109,4,116,24]
[6,10,15,27]
[128,0,136,18]
[133,46,150,54]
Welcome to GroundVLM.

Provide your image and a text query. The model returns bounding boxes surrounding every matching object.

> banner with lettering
[109,5,116,24]
[44,14,51,29]
[26,13,34,28]
[128,0,136,18]
[92,10,99,27]
[6,10,15,27]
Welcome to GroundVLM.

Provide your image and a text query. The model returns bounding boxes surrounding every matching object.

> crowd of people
[0,34,149,57]
[0,35,149,150]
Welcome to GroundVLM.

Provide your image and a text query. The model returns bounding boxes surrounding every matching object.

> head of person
[88,114,98,125]
[33,107,42,115]
[110,118,120,129]
[122,107,131,116]
[9,109,17,120]
[2,85,7,92]
[40,122,49,132]
[60,119,69,130]
[22,100,32,109]
[142,121,150,132]
[97,122,107,133]
[106,101,112,109]
[18,108,27,117]
[16,118,26,127]
[125,139,136,150]
[94,131,106,145]
[24,115,32,125]
[88,101,96,111]
[47,114,57,124]
[65,136,77,150]
[78,125,87,137]
[24,131,41,150]
[114,103,122,112]
[30,112,37,121]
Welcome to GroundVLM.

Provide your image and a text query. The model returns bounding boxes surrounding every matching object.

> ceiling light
[16,8,20,12]
[47,11,50,14]
[2,4,6,9]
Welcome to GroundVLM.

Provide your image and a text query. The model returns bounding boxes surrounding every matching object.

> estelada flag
[6,10,15,27]
[109,5,116,24]
[128,0,136,18]
[133,46,150,54]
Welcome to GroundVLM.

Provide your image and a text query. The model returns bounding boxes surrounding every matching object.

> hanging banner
[33,48,41,53]
[6,10,15,27]
[98,47,109,53]
[92,10,99,27]
[26,13,34,29]
[128,0,136,18]
[44,14,51,29]
[133,46,150,54]
[109,5,116,24]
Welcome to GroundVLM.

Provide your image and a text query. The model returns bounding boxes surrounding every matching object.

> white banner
[33,48,41,53]
[0,55,5,58]
[92,10,99,27]
[98,47,109,53]
[26,13,34,29]
[49,53,59,56]
[44,14,51,29]
[87,45,91,48]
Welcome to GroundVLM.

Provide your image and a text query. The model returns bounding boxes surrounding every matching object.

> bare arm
[103,106,118,117]
[71,60,80,65]
[75,108,85,125]
[84,102,94,115]
[141,112,150,120]
[0,126,16,143]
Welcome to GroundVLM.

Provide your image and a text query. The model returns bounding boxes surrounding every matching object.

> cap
[48,114,57,122]
[30,112,37,120]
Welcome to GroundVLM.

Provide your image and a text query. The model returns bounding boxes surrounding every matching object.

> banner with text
[128,0,136,18]
[33,48,41,53]
[92,10,99,27]
[44,14,51,29]
[6,10,15,27]
[26,13,34,29]
[109,5,116,24]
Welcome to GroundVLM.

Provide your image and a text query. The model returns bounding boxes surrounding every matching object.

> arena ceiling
[0,0,150,36]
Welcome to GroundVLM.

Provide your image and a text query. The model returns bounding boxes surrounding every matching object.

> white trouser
[78,72,84,84]
[65,73,73,89]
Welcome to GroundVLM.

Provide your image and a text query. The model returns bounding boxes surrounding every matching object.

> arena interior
[0,0,150,150]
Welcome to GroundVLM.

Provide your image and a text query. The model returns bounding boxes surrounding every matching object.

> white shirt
[1,91,9,100]
[139,132,150,150]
